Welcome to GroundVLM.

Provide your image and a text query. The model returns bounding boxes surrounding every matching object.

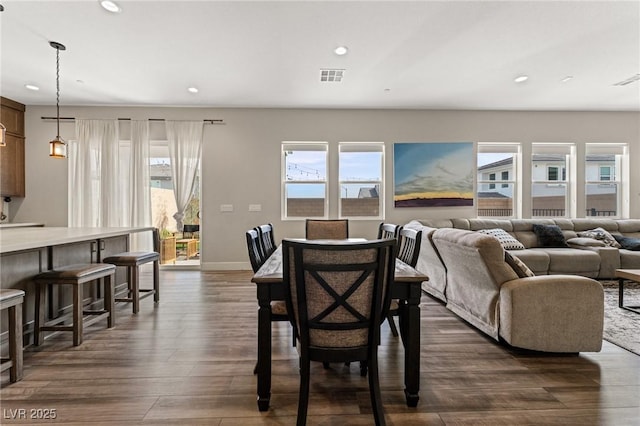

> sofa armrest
[499,275,603,352]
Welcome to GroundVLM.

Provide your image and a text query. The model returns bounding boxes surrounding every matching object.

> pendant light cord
[56,45,61,138]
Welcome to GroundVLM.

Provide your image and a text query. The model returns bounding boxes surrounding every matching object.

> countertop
[0,223,44,229]
[0,226,153,254]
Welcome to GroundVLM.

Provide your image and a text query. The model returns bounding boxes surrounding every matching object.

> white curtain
[69,119,152,250]
[69,119,120,227]
[165,121,203,231]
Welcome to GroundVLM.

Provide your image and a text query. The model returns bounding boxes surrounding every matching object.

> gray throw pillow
[613,234,640,251]
[532,224,569,248]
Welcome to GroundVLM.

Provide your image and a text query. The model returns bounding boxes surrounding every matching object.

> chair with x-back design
[283,238,395,426]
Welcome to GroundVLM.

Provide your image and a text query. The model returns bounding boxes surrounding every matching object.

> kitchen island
[0,227,154,346]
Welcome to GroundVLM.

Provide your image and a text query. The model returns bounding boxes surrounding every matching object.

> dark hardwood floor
[2,270,639,425]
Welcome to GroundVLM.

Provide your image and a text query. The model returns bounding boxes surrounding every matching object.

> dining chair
[387,227,422,337]
[305,219,349,240]
[256,223,277,258]
[246,228,292,372]
[282,238,395,426]
[377,223,401,240]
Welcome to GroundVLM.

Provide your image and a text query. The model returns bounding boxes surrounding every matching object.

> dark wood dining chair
[283,238,395,426]
[387,227,422,337]
[305,219,349,240]
[246,228,292,373]
[256,223,277,258]
[377,223,401,240]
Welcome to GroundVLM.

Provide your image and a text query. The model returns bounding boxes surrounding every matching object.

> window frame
[585,143,628,218]
[281,142,329,220]
[476,143,521,218]
[531,143,575,218]
[338,142,385,220]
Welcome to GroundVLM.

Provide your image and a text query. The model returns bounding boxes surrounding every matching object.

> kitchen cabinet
[0,97,26,197]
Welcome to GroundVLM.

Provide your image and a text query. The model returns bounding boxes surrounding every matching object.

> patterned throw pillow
[577,227,622,248]
[505,252,535,278]
[532,224,569,248]
[478,228,525,250]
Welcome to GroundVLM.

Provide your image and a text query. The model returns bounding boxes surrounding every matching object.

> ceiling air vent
[320,69,345,82]
[613,74,640,86]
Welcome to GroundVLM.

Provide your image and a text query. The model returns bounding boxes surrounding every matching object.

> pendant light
[49,41,67,158]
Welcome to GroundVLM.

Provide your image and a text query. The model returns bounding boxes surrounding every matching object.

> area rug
[600,280,640,355]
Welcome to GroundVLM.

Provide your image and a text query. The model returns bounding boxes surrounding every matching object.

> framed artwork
[394,142,474,207]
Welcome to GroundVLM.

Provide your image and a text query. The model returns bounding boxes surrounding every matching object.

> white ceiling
[1,0,639,111]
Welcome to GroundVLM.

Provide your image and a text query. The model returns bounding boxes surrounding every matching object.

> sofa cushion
[505,252,535,278]
[620,250,640,268]
[577,227,621,248]
[509,250,550,275]
[479,228,525,250]
[613,234,640,251]
[532,224,569,248]
[544,248,601,276]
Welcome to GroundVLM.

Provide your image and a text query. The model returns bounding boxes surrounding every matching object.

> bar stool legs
[34,264,116,347]
[0,289,25,383]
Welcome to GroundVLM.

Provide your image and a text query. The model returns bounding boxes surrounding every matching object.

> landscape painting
[394,142,474,207]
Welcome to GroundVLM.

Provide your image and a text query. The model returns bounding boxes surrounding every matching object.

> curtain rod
[40,117,225,125]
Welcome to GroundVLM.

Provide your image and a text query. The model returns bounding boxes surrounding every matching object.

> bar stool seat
[103,250,160,314]
[34,263,116,347]
[0,289,25,383]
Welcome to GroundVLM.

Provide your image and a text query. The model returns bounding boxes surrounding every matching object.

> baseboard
[200,261,251,271]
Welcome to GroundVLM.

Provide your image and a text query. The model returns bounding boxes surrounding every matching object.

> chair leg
[131,266,140,314]
[387,313,399,337]
[367,353,386,426]
[153,259,160,303]
[34,284,46,346]
[8,303,23,382]
[105,274,115,328]
[360,361,368,377]
[297,356,311,426]
[73,283,83,346]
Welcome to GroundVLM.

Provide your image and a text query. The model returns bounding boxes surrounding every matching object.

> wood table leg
[256,285,272,412]
[399,283,421,407]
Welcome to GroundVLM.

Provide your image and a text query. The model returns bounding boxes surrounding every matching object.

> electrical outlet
[220,204,234,212]
[249,204,262,212]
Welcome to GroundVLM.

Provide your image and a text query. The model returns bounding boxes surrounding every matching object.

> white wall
[14,106,640,269]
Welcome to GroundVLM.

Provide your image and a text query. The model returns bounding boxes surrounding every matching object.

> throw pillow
[478,228,525,250]
[566,237,606,247]
[576,227,622,248]
[532,224,569,248]
[613,234,640,251]
[505,252,535,278]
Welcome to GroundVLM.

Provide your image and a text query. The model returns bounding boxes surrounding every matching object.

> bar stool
[0,289,25,383]
[103,228,160,314]
[34,263,116,346]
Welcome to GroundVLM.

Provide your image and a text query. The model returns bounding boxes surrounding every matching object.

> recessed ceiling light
[187,87,199,93]
[25,84,40,91]
[100,1,121,13]
[561,76,574,83]
[334,46,348,56]
[514,75,529,83]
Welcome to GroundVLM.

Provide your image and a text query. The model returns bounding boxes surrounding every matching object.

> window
[477,143,520,218]
[282,142,328,219]
[585,143,628,217]
[532,143,575,218]
[339,142,384,219]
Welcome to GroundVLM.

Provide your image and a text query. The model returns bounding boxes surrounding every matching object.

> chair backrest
[256,223,276,258]
[397,228,422,268]
[282,239,395,351]
[305,219,349,240]
[246,229,266,273]
[183,224,200,239]
[377,223,401,240]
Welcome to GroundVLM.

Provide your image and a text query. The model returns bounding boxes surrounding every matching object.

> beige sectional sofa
[402,218,640,352]
[425,228,604,353]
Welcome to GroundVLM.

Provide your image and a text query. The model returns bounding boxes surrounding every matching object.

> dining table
[251,240,429,411]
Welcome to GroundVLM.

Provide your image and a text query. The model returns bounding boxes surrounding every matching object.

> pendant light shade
[49,41,67,159]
